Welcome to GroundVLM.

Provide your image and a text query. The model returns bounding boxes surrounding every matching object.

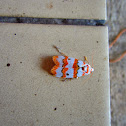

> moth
[51,46,94,79]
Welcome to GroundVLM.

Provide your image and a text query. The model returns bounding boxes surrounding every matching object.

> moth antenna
[60,78,67,82]
[84,56,89,64]
[60,78,72,81]
[83,72,93,84]
[53,45,66,56]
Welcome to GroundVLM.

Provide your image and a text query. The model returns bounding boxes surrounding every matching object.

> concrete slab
[0,23,110,126]
[0,0,106,20]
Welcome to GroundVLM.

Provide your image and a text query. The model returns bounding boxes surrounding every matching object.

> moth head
[82,64,94,74]
[91,67,94,72]
[89,65,94,73]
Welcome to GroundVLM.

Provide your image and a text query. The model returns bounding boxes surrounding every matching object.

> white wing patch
[56,67,74,78]
[66,57,75,68]
[78,60,84,67]
[77,68,83,77]
[65,68,74,78]
[56,67,63,77]
[57,56,65,67]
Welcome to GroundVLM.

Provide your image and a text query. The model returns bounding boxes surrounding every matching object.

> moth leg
[60,78,67,82]
[60,78,72,82]
[84,56,89,64]
[53,45,66,56]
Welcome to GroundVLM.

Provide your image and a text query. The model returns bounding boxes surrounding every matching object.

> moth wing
[52,56,68,67]
[62,67,74,78]
[51,56,68,77]
[51,65,63,77]
[51,65,73,78]
[51,65,85,78]
[67,58,85,68]
[64,67,85,78]
[77,67,85,77]
[77,60,85,67]
[51,56,85,78]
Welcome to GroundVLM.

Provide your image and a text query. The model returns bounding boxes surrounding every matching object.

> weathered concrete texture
[0,0,106,20]
[0,24,110,126]
[107,0,126,126]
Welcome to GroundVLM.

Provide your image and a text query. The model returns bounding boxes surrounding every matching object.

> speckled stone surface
[107,0,126,126]
[0,24,110,126]
[0,0,106,19]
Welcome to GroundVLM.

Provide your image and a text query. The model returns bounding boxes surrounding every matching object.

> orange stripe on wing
[72,59,78,68]
[51,56,60,76]
[86,65,89,74]
[62,56,68,67]
[82,62,86,66]
[73,59,79,78]
[51,66,59,76]
[82,72,85,76]
[73,67,79,78]
[53,56,60,66]
[62,68,68,78]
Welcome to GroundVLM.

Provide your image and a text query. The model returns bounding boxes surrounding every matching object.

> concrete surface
[0,0,125,125]
[107,0,126,126]
[0,24,110,126]
[0,0,106,20]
